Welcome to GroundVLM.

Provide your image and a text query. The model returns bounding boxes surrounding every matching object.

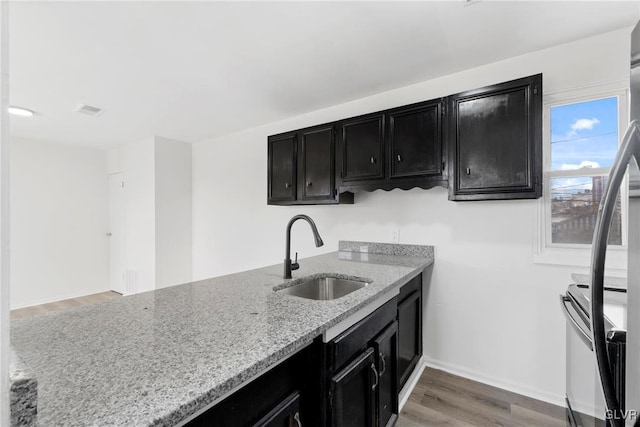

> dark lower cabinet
[186,275,424,427]
[253,392,301,427]
[330,348,377,427]
[185,339,321,427]
[397,275,423,390]
[327,298,399,427]
[373,322,399,427]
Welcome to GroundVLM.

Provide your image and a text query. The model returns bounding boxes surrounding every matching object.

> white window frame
[534,82,629,271]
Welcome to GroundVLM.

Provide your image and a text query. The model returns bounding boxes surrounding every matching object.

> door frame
[108,173,126,294]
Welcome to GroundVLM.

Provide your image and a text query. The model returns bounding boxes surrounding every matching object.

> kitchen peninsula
[10,242,433,426]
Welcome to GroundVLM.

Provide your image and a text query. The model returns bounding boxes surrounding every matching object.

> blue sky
[550,97,619,198]
[550,96,618,171]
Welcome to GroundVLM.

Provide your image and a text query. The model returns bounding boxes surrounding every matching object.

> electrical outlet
[390,229,400,243]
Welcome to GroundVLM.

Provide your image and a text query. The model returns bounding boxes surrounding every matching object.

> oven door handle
[559,295,592,350]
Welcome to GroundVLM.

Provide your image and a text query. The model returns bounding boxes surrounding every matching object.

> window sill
[533,245,627,273]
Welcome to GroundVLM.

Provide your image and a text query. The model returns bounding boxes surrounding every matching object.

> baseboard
[398,356,427,411]
[423,357,565,408]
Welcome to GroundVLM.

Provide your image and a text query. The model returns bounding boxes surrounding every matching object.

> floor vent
[125,270,137,294]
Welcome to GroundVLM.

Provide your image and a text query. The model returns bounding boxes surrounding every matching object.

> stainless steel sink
[280,277,369,300]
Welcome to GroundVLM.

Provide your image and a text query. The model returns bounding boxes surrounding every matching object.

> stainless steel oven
[561,284,626,427]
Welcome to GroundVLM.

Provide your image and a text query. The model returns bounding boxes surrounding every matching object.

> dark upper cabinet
[269,74,543,203]
[338,101,446,193]
[268,125,353,206]
[388,101,444,181]
[339,113,386,183]
[448,74,542,201]
[300,125,335,202]
[268,132,297,203]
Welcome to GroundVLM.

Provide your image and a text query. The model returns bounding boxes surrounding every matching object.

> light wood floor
[10,291,122,319]
[397,367,566,427]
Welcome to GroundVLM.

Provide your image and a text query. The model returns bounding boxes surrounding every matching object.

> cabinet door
[388,101,443,180]
[300,125,335,202]
[448,74,542,201]
[397,290,421,390]
[340,114,385,183]
[373,321,398,427]
[330,348,377,427]
[253,392,301,427]
[268,133,297,204]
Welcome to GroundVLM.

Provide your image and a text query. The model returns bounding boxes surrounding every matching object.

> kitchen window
[535,85,628,268]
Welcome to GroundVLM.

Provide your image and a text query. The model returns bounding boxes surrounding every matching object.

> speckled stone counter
[10,243,433,427]
[339,240,434,258]
[10,346,37,426]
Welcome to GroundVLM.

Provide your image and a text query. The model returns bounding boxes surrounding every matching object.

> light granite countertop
[10,347,37,426]
[10,242,433,427]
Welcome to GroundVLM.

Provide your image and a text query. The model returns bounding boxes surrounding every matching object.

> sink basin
[280,277,369,300]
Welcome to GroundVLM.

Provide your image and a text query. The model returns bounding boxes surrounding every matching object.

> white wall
[10,137,109,308]
[155,137,192,289]
[192,27,632,405]
[108,136,192,292]
[119,137,156,293]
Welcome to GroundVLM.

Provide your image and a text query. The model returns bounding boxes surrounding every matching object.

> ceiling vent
[74,103,104,116]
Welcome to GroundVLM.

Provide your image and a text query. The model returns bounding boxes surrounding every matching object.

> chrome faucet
[284,214,324,279]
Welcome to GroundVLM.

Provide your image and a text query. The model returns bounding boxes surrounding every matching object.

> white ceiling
[8,1,640,149]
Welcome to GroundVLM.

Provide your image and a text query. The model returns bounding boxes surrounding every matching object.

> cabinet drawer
[252,391,301,427]
[329,297,397,371]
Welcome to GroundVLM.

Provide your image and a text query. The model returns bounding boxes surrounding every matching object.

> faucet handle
[291,252,299,271]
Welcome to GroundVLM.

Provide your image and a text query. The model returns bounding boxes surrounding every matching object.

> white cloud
[568,117,600,137]
[560,160,601,170]
[551,177,593,197]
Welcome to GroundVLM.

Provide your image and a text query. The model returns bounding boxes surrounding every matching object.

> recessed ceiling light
[8,106,34,117]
